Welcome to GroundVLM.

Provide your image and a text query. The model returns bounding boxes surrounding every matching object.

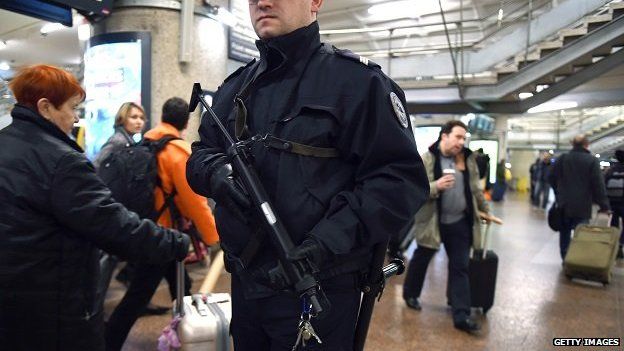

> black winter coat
[549,146,610,219]
[0,105,189,351]
[187,22,429,298]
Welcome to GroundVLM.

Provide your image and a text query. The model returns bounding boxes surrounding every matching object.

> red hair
[9,64,85,109]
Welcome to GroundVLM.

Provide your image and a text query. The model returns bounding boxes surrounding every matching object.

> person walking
[105,97,219,351]
[402,120,490,334]
[0,64,189,351]
[549,135,610,260]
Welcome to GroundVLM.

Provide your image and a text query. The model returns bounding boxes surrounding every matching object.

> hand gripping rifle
[189,83,330,318]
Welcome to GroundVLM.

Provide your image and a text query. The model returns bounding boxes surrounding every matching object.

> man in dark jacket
[533,152,552,209]
[549,135,610,260]
[0,64,190,351]
[604,149,624,259]
[186,0,429,349]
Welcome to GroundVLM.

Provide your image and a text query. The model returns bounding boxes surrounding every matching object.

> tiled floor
[106,193,624,350]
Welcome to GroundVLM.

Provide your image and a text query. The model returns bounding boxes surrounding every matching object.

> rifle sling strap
[257,135,340,158]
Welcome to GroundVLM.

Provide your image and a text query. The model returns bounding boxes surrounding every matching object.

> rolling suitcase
[469,223,498,315]
[563,223,619,285]
[160,261,232,351]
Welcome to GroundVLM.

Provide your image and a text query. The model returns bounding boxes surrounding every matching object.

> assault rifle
[189,83,330,317]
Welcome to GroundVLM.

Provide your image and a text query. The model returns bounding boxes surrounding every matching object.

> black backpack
[97,135,181,220]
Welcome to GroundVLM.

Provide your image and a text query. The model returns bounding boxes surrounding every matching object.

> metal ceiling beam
[391,0,612,78]
[407,43,624,114]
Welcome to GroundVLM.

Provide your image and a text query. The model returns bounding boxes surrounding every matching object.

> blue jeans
[559,216,588,260]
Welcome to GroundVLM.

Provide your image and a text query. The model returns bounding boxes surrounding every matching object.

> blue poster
[83,41,142,160]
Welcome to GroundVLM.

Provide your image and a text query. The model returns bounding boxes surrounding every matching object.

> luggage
[161,261,232,351]
[491,182,506,202]
[563,223,619,285]
[469,223,498,315]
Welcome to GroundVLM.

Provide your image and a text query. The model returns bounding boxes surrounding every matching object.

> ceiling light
[505,162,512,169]
[600,161,610,167]
[518,92,533,100]
[0,41,6,50]
[595,154,601,158]
[527,101,578,114]
[40,23,64,35]
[535,84,549,93]
[0,62,10,71]
[78,23,91,41]
[548,149,554,154]
[368,0,439,20]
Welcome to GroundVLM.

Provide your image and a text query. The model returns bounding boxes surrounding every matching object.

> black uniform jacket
[187,22,428,297]
[0,105,189,351]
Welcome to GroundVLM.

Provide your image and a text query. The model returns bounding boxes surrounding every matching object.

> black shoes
[454,318,480,333]
[405,297,422,311]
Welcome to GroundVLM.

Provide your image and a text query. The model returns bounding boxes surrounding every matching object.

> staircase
[405,1,624,114]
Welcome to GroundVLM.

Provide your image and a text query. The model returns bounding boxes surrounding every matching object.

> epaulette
[330,45,380,69]
[223,58,257,84]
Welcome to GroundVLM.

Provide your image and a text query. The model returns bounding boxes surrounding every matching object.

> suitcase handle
[176,261,185,317]
[474,222,492,260]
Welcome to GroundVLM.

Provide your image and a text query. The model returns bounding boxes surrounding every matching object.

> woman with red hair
[0,64,190,351]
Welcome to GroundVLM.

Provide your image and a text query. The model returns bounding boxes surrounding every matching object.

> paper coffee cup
[442,168,456,175]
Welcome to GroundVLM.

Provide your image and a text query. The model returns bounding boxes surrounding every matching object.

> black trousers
[105,261,191,351]
[403,217,472,324]
[609,202,624,246]
[230,273,360,351]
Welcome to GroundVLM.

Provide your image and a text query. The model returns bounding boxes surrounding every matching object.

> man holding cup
[403,120,490,333]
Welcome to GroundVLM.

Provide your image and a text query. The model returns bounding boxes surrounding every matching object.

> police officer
[186,0,428,349]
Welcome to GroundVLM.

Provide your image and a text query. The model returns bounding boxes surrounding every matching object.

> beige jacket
[413,146,489,250]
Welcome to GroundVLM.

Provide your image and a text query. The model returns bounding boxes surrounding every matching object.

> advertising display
[83,32,151,160]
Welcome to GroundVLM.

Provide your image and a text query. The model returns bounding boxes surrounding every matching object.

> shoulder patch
[331,46,380,69]
[223,59,257,84]
[390,92,409,128]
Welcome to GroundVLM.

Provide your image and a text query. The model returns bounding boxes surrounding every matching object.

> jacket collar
[113,125,135,144]
[429,139,472,158]
[255,21,321,68]
[11,104,83,152]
